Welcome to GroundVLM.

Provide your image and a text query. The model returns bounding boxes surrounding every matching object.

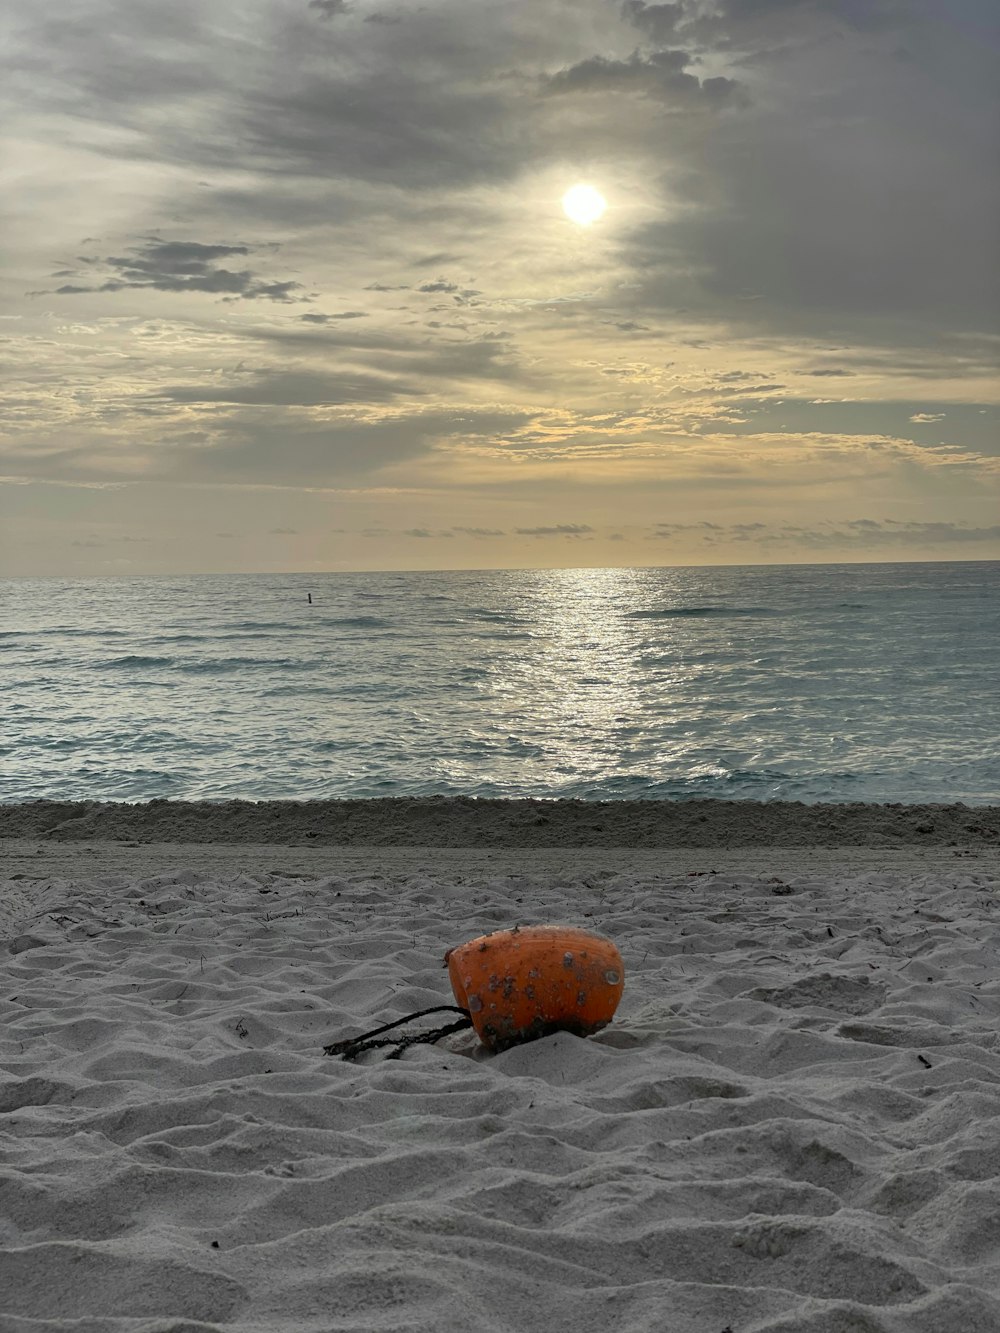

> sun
[562,184,607,227]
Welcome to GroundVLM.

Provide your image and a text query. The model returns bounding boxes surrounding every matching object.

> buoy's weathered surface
[446,925,624,1052]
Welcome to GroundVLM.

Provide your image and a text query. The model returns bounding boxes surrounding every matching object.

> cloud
[162,413,448,485]
[650,521,724,538]
[242,323,522,385]
[309,0,350,17]
[792,520,1000,548]
[452,526,506,537]
[621,2,685,43]
[702,0,915,43]
[158,369,422,406]
[514,524,595,537]
[542,49,740,106]
[299,311,368,323]
[600,4,1000,343]
[413,252,463,268]
[47,239,303,302]
[647,517,1000,550]
[910,412,946,423]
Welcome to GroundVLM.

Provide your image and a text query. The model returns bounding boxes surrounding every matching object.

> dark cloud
[413,252,463,268]
[514,523,595,537]
[309,0,349,17]
[159,407,533,487]
[648,517,1000,549]
[703,0,915,42]
[542,49,740,106]
[241,323,522,385]
[621,2,685,43]
[651,521,723,537]
[615,5,1000,339]
[158,369,422,407]
[49,239,303,302]
[791,520,1000,548]
[716,383,784,396]
[299,311,367,323]
[231,63,526,194]
[805,369,855,377]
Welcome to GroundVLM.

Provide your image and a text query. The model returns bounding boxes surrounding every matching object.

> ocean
[2,561,997,805]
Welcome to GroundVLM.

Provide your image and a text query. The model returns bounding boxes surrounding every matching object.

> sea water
[2,561,997,805]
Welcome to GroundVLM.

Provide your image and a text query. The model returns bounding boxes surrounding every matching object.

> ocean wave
[176,657,321,674]
[4,627,130,639]
[229,620,312,632]
[98,655,176,669]
[316,615,392,630]
[465,607,529,624]
[627,606,779,620]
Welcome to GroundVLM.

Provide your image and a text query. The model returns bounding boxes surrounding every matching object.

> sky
[2,0,998,576]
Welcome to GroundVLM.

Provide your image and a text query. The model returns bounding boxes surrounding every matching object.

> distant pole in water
[307,592,312,604]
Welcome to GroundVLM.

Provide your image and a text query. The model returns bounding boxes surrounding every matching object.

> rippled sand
[2,809,999,1330]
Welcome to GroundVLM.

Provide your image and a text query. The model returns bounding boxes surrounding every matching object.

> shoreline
[2,796,999,849]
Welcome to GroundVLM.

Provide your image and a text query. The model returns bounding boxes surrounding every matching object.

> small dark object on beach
[324,1005,472,1061]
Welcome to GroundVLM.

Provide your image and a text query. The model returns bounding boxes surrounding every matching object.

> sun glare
[562,184,606,227]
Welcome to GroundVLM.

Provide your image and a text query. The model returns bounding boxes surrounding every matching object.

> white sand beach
[2,801,1000,1332]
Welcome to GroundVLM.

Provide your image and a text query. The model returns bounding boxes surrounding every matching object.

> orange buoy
[445,925,624,1052]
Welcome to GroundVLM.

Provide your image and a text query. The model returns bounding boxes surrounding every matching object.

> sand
[2,800,1000,1331]
[4,796,1000,848]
